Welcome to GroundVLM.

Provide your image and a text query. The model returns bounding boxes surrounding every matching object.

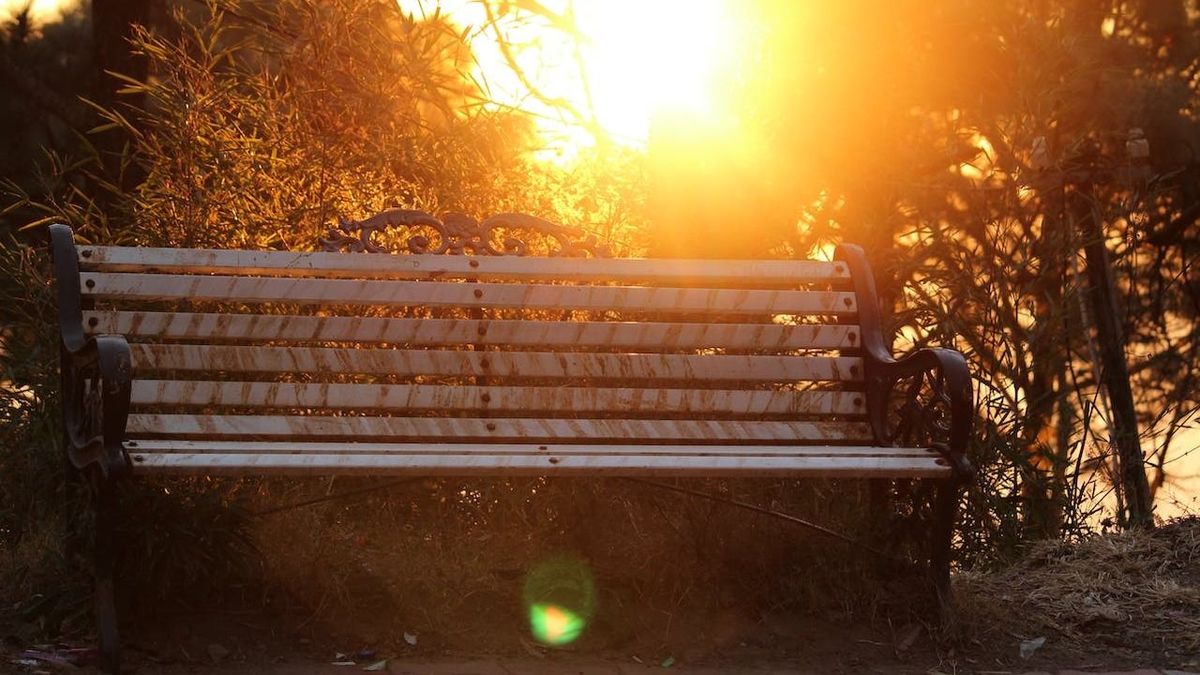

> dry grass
[244,477,917,656]
[958,516,1200,660]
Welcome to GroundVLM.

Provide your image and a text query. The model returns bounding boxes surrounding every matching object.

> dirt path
[12,657,1195,675]
[8,642,1195,675]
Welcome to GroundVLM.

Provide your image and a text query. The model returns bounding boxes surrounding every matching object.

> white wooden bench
[49,211,973,672]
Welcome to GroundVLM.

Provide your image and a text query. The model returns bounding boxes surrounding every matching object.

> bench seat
[124,441,951,477]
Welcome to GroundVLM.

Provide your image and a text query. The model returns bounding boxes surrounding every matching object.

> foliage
[636,0,1200,559]
[82,1,515,247]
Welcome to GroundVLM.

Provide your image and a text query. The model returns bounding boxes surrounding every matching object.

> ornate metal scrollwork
[873,355,975,481]
[885,367,953,448]
[320,209,612,257]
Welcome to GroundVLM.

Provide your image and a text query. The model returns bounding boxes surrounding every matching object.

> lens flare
[529,603,584,645]
[523,556,596,646]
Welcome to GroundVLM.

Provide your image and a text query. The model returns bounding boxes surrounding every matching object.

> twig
[251,478,420,517]
[621,477,907,564]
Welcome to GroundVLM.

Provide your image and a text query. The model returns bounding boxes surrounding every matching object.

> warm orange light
[574,0,729,144]
[0,0,79,25]
[397,0,733,155]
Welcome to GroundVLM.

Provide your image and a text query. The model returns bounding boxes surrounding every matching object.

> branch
[1146,199,1200,245]
[479,0,602,139]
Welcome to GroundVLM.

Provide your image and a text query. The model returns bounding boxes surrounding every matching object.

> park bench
[49,210,973,672]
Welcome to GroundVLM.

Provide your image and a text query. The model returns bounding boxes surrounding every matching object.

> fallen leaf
[403,632,418,646]
[1019,636,1046,659]
[661,656,675,668]
[362,660,388,671]
[207,643,230,663]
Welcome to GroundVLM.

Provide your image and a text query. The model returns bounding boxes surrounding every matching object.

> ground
[5,601,1198,674]
[4,507,1198,674]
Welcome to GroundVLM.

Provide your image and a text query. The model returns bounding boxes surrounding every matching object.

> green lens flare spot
[529,603,585,645]
[523,556,596,646]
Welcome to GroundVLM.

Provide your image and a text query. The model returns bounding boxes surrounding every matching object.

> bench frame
[49,212,973,673]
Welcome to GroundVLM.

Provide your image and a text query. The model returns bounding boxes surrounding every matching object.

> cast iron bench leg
[94,475,120,673]
[931,478,957,627]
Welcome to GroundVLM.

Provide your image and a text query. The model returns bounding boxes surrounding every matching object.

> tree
[642,0,1199,547]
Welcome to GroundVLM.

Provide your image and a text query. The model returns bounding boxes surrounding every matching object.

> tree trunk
[90,0,156,219]
[92,0,153,110]
[1071,189,1154,528]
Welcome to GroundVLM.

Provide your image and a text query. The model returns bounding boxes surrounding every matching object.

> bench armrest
[869,347,974,479]
[835,244,974,481]
[50,224,132,478]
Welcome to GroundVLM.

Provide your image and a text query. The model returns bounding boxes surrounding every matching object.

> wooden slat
[127,451,950,478]
[125,440,926,457]
[84,311,862,350]
[79,273,858,316]
[129,345,863,382]
[80,246,852,286]
[125,415,875,442]
[130,381,867,415]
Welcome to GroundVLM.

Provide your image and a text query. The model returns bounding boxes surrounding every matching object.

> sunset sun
[398,0,733,152]
[572,0,729,143]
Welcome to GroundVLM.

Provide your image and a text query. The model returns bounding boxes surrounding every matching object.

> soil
[4,594,1190,675]
[4,495,1198,674]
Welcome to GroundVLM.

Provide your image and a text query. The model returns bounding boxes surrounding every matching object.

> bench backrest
[72,237,877,448]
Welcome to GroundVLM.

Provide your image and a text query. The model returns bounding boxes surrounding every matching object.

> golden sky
[0,0,78,25]
[398,0,734,156]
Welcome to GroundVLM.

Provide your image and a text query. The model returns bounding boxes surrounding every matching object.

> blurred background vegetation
[1,0,1199,656]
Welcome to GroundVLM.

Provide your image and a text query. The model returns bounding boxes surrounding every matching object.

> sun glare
[398,0,732,156]
[0,0,78,25]
[575,0,728,143]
